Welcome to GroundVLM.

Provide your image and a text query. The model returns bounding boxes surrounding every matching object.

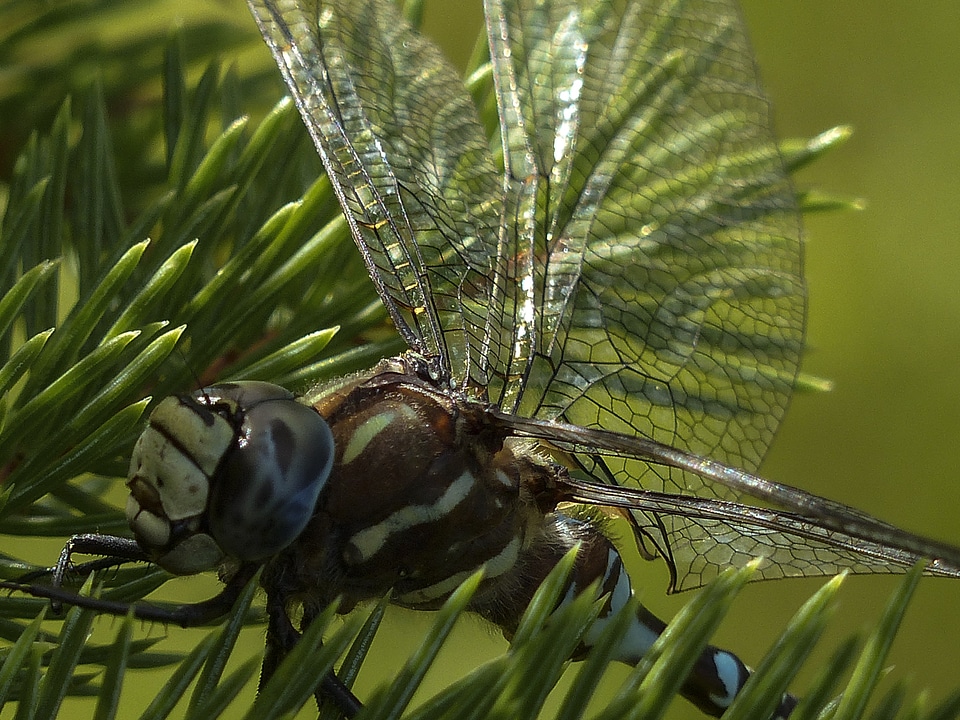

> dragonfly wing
[249,0,504,383]
[483,0,806,589]
[485,0,804,473]
[490,410,960,590]
[563,476,960,591]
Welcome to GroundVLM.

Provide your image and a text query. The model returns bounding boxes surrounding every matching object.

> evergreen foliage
[0,2,953,718]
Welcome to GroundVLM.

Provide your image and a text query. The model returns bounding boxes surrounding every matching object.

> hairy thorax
[264,358,548,615]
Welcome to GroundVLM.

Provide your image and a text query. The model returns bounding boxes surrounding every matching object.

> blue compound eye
[206,384,335,562]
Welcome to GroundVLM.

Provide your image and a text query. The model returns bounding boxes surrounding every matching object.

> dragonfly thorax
[125,381,335,575]
[268,357,543,613]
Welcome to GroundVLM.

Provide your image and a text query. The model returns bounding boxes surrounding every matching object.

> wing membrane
[493,411,960,590]
[482,0,808,587]
[486,0,804,471]
[249,0,504,383]
[566,476,960,590]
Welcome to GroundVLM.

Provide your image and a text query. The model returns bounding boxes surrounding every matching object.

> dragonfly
[8,0,960,718]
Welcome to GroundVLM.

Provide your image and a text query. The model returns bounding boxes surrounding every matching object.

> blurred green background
[742,0,960,706]
[4,1,960,717]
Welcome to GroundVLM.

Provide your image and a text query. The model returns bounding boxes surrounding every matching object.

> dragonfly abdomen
[472,510,797,719]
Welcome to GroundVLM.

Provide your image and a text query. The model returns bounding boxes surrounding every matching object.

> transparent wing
[493,412,960,591]
[248,0,505,384]
[566,474,960,591]
[487,0,803,469]
[482,0,806,586]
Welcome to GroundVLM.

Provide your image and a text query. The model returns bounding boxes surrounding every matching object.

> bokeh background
[4,1,959,717]
[740,0,960,704]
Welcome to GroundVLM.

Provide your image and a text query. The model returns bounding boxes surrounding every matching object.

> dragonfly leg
[17,534,146,581]
[48,534,149,580]
[15,534,149,613]
[262,588,363,718]
[472,513,797,719]
[6,558,259,627]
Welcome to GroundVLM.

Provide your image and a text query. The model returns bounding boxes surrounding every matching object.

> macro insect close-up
[1,1,959,719]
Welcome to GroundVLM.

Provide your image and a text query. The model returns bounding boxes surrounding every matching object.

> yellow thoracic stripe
[340,404,420,466]
[346,471,476,564]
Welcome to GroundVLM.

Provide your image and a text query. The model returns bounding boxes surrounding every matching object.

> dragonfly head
[125,381,334,575]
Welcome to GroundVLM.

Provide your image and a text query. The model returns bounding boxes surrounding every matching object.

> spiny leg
[14,535,151,612]
[17,536,148,584]
[262,589,362,718]
[472,513,797,719]
[7,559,260,627]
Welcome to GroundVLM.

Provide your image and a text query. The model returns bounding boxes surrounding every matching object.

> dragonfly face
[125,382,334,574]
[10,0,960,718]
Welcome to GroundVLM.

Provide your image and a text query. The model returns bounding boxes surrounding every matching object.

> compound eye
[207,394,334,562]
